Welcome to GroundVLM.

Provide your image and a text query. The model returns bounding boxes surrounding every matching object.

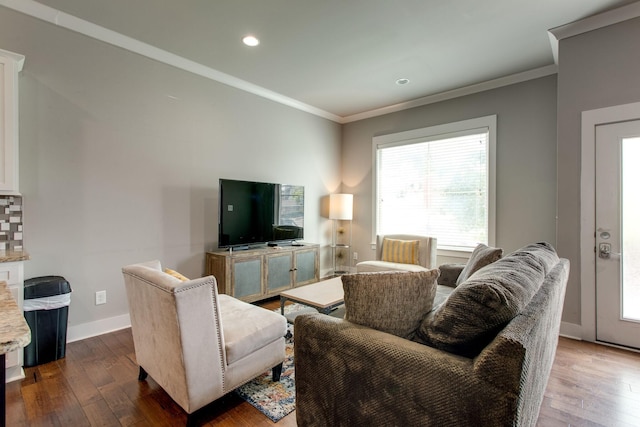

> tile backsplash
[0,196,23,251]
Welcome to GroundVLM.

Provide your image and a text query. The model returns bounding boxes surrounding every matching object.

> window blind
[377,129,488,249]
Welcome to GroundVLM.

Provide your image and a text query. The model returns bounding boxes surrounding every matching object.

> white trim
[580,101,640,343]
[0,48,24,71]
[66,313,131,343]
[4,0,634,124]
[549,2,640,42]
[559,322,583,341]
[0,0,342,123]
[547,2,640,65]
[342,66,556,123]
[1,0,558,124]
[371,115,497,248]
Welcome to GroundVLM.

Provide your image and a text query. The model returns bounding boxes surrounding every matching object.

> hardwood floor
[6,309,640,426]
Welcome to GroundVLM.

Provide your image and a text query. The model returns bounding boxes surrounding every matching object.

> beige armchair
[122,260,287,425]
[356,234,437,273]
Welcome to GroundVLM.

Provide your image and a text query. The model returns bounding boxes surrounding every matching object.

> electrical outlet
[95,290,107,305]
[353,252,358,261]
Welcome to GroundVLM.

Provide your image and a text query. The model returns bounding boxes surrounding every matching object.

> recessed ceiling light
[242,35,260,47]
[396,78,410,85]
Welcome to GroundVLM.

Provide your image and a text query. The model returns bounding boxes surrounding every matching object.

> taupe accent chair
[122,260,287,426]
[356,234,437,273]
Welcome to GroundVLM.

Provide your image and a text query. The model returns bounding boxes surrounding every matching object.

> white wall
[342,75,558,269]
[0,8,341,340]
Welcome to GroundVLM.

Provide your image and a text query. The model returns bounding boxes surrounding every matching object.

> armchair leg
[138,366,148,381]
[272,362,283,382]
[186,412,197,427]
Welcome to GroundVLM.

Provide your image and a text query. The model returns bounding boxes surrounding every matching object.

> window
[373,116,496,252]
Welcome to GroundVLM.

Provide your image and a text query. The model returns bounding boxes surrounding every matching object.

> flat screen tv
[218,178,304,249]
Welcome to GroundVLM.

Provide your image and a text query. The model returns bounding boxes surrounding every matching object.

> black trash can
[23,276,72,367]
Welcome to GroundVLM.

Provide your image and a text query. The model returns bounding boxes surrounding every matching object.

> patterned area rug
[234,305,306,422]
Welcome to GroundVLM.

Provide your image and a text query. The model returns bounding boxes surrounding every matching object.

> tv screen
[218,179,304,248]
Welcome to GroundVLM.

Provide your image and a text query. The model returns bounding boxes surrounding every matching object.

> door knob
[598,243,621,259]
[599,243,611,259]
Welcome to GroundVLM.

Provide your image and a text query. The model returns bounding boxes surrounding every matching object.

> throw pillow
[381,238,420,265]
[455,243,503,286]
[342,269,439,340]
[416,242,559,358]
[164,268,190,282]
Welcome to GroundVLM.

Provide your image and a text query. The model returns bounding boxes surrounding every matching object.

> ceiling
[7,0,638,121]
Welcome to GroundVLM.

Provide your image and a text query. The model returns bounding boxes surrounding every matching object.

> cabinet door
[266,252,293,293]
[0,56,18,192]
[295,248,319,286]
[231,256,263,300]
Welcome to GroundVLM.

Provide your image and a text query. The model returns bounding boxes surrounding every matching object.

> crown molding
[0,0,343,122]
[7,0,629,125]
[340,65,558,124]
[548,1,640,64]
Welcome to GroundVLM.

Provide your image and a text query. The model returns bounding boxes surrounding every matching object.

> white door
[595,120,640,349]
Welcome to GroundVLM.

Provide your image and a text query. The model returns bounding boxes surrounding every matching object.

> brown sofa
[294,242,569,426]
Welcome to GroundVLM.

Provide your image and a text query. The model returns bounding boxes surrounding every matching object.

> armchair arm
[294,314,517,427]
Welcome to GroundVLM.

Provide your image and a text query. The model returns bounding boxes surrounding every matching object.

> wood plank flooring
[6,305,640,426]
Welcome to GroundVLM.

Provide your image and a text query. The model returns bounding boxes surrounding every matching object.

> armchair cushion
[356,261,429,273]
[455,243,503,286]
[218,294,287,364]
[343,270,439,340]
[381,238,419,265]
[417,242,559,357]
[356,234,437,273]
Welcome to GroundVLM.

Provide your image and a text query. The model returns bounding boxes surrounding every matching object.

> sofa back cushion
[416,242,559,357]
[456,243,503,286]
[343,270,439,340]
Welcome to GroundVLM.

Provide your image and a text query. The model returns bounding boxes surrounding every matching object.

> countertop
[0,281,30,355]
[0,250,29,263]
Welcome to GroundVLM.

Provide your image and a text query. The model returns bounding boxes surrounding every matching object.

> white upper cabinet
[0,49,24,194]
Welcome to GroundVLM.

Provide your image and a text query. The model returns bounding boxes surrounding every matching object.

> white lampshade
[329,193,353,220]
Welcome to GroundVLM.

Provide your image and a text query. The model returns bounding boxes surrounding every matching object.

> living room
[1,0,640,425]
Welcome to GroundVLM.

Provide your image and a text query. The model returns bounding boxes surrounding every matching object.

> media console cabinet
[205,243,319,303]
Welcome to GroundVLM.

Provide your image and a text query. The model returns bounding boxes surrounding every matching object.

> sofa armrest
[437,263,465,287]
[294,314,518,426]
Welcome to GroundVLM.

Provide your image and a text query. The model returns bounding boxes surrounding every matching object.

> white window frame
[372,115,497,256]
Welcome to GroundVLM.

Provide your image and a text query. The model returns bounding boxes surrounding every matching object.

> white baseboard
[5,366,24,383]
[64,315,585,346]
[559,321,582,341]
[67,313,131,343]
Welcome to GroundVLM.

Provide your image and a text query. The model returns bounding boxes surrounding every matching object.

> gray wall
[557,17,640,325]
[0,8,341,335]
[343,76,558,273]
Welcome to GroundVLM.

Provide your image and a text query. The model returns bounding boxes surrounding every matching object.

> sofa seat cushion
[218,294,287,365]
[356,260,430,273]
[342,270,439,340]
[417,242,559,358]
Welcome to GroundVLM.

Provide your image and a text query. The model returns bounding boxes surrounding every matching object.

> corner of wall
[559,321,583,341]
